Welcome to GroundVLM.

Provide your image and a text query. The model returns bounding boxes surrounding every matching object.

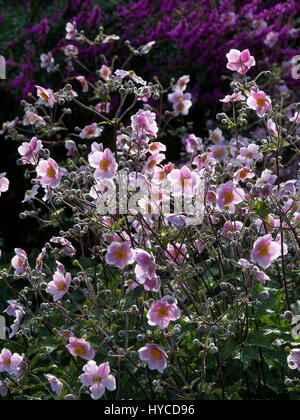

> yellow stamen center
[47,167,56,178]
[215,149,224,158]
[148,160,157,170]
[224,191,234,203]
[57,281,66,292]
[177,103,185,112]
[100,159,110,170]
[115,250,125,260]
[40,92,49,103]
[158,306,169,318]
[259,244,269,256]
[240,169,247,178]
[256,98,265,107]
[150,348,163,360]
[74,345,85,356]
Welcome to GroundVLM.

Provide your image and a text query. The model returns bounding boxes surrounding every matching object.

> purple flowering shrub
[115,0,300,103]
[1,0,299,109]
[0,20,300,401]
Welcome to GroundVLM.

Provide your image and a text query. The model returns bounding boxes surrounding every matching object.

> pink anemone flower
[142,275,161,292]
[234,167,255,182]
[66,337,95,361]
[267,119,278,137]
[105,241,135,269]
[65,21,77,40]
[264,31,278,48]
[0,349,23,374]
[212,144,227,162]
[18,137,43,164]
[76,76,88,92]
[250,234,283,269]
[140,41,156,55]
[289,112,300,124]
[40,52,55,73]
[167,165,199,197]
[114,69,146,85]
[35,85,56,107]
[166,243,189,265]
[185,134,202,155]
[168,90,191,105]
[220,92,245,103]
[138,343,168,373]
[246,90,272,117]
[99,65,111,80]
[237,144,263,165]
[226,49,255,74]
[238,259,270,283]
[173,99,192,116]
[217,181,245,213]
[0,173,9,196]
[11,248,28,276]
[44,374,63,396]
[80,123,103,139]
[131,110,158,137]
[222,220,243,239]
[103,35,120,44]
[46,271,72,302]
[88,148,117,180]
[174,75,190,91]
[36,158,62,188]
[209,128,225,144]
[287,349,300,372]
[143,153,165,173]
[148,142,166,155]
[147,296,181,329]
[79,361,116,400]
[135,250,156,280]
[50,237,76,257]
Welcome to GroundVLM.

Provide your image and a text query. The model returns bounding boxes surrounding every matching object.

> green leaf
[246,331,273,349]
[253,199,269,219]
[260,143,276,153]
[238,347,259,370]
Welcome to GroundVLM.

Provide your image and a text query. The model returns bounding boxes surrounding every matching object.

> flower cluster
[0,17,299,401]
